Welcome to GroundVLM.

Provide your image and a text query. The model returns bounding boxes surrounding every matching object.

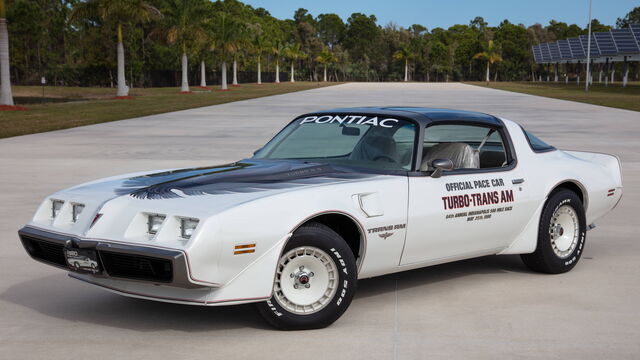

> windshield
[253,115,417,171]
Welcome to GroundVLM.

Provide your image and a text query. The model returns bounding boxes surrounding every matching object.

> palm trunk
[485,61,490,84]
[275,59,280,83]
[232,58,238,85]
[404,58,408,82]
[0,17,14,105]
[290,62,295,83]
[257,55,261,84]
[180,51,189,92]
[623,58,629,87]
[116,24,128,97]
[200,60,206,87]
[323,64,327,82]
[221,61,228,90]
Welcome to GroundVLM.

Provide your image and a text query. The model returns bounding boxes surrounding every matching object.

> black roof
[307,107,502,127]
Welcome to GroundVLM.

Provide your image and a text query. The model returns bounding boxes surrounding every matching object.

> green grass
[466,81,640,112]
[0,82,338,139]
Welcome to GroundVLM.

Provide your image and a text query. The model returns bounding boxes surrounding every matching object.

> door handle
[512,178,525,184]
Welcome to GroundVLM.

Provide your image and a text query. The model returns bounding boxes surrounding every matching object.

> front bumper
[18,226,203,289]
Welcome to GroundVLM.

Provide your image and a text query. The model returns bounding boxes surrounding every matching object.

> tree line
[2,0,639,99]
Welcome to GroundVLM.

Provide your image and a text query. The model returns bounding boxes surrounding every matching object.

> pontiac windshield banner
[299,115,400,128]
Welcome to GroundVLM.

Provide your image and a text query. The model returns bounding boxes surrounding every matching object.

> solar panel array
[540,43,551,62]
[558,39,572,59]
[632,24,640,39]
[532,24,640,63]
[548,42,561,61]
[611,29,640,54]
[532,45,543,63]
[594,32,617,55]
[568,37,585,58]
[580,35,601,57]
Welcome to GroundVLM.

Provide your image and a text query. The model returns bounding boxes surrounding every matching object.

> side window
[421,124,508,170]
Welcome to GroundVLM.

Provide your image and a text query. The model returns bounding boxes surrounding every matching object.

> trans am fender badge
[378,232,393,240]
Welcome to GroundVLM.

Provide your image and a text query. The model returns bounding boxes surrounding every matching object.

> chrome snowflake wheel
[274,246,338,315]
[549,205,579,259]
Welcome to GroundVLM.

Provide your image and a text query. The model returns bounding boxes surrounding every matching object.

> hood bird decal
[115,160,375,200]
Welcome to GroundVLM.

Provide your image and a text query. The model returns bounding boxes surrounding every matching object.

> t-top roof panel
[540,42,552,62]
[568,37,586,58]
[594,31,617,55]
[548,42,561,61]
[532,45,543,63]
[558,39,572,59]
[611,28,640,54]
[580,34,601,57]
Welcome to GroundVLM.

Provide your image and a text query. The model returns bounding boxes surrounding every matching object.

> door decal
[442,177,514,222]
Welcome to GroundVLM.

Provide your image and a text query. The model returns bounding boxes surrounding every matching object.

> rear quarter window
[521,128,556,153]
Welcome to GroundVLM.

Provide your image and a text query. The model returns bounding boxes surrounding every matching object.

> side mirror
[430,158,454,178]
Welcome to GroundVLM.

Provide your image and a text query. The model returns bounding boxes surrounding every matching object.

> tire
[256,222,357,330]
[521,189,586,274]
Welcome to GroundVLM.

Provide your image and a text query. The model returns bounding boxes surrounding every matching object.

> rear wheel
[521,189,586,274]
[256,222,357,330]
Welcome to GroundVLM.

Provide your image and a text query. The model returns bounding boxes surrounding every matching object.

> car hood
[63,159,375,204]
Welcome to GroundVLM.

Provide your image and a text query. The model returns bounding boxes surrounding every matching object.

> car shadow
[1,254,531,331]
[355,254,533,300]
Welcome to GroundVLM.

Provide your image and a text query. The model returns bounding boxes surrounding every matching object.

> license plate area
[64,248,101,273]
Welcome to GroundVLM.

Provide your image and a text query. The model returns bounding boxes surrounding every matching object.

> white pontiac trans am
[19,107,623,329]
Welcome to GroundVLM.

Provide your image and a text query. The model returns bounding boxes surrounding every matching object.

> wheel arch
[548,180,588,211]
[288,211,366,273]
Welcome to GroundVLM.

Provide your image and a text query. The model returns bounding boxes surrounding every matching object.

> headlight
[147,214,166,235]
[180,218,199,239]
[72,204,85,222]
[51,200,64,218]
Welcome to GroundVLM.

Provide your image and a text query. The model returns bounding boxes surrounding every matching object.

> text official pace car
[19,107,622,329]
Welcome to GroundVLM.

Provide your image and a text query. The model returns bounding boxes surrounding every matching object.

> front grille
[100,251,173,283]
[22,236,67,267]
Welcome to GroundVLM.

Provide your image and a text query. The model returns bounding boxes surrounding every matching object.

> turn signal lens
[180,218,199,239]
[72,204,85,222]
[147,214,166,235]
[51,200,64,218]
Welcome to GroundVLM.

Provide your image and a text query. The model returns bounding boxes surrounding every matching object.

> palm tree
[283,43,305,83]
[473,40,503,84]
[393,44,414,82]
[157,0,208,93]
[0,0,14,106]
[231,27,247,87]
[272,41,286,83]
[315,47,337,82]
[248,23,268,85]
[211,12,240,90]
[72,0,161,98]
[198,53,208,88]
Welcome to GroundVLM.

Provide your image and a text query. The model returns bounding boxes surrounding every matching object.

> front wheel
[521,189,586,274]
[256,223,357,330]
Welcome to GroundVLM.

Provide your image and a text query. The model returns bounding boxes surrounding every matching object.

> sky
[241,0,637,29]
